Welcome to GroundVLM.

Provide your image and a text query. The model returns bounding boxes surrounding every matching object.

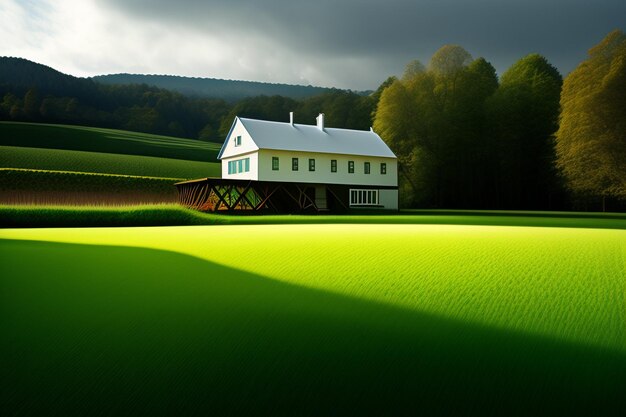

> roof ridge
[239,117,376,134]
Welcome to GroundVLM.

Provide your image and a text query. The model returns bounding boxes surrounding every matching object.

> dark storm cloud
[98,0,626,87]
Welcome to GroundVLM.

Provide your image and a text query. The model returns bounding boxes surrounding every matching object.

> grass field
[2,204,626,228]
[0,145,220,178]
[1,219,625,415]
[0,121,221,162]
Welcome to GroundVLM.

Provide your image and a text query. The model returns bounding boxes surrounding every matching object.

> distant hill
[93,73,369,101]
[0,57,99,103]
[0,57,378,141]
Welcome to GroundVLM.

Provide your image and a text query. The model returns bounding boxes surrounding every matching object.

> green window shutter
[309,158,315,171]
[381,163,386,175]
[245,158,250,172]
[272,157,279,171]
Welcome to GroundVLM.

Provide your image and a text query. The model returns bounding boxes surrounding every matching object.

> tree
[369,76,397,122]
[297,90,374,130]
[429,45,472,76]
[556,30,626,208]
[198,123,215,142]
[23,88,40,119]
[373,75,426,207]
[218,95,298,137]
[402,60,425,81]
[374,49,498,208]
[487,54,563,209]
[1,93,18,118]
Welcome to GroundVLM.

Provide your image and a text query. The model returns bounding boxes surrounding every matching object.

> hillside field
[0,121,221,162]
[1,220,625,415]
[0,145,220,178]
[0,122,220,205]
[0,169,185,205]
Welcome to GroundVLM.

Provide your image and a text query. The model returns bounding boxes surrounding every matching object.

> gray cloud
[7,0,626,90]
[95,0,626,88]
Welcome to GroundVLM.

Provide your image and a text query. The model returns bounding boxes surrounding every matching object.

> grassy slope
[0,146,220,178]
[0,121,221,162]
[1,223,625,415]
[1,205,626,229]
[0,169,181,193]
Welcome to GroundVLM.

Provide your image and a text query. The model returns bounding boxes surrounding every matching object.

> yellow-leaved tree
[556,30,626,208]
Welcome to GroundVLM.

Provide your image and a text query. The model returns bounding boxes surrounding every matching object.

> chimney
[289,111,294,126]
[316,113,325,131]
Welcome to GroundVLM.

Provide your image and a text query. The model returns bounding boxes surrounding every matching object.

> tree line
[0,57,375,143]
[0,85,376,143]
[374,30,625,211]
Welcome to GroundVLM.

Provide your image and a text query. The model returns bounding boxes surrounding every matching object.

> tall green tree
[556,30,626,208]
[487,54,562,209]
[23,88,40,120]
[369,76,397,123]
[374,47,498,207]
[374,71,428,206]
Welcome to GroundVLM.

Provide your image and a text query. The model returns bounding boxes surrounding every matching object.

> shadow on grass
[1,239,625,416]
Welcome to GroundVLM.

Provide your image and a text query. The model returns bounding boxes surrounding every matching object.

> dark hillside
[94,73,367,101]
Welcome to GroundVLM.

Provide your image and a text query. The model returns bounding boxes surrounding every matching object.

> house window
[292,157,299,171]
[234,135,242,147]
[381,163,387,175]
[309,158,315,171]
[228,157,250,174]
[349,189,379,206]
[272,157,279,171]
[331,159,337,173]
[348,161,354,173]
[364,162,370,174]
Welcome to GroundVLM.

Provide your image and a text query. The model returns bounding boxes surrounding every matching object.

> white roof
[218,117,396,159]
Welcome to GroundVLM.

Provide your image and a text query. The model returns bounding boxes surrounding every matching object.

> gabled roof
[218,117,396,159]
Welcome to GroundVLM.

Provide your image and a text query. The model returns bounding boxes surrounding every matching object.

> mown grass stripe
[0,145,220,179]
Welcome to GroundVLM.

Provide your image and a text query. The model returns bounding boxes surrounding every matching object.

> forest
[0,57,374,143]
[374,30,625,211]
[1,30,624,211]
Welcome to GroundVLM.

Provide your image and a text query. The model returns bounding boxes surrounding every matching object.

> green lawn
[0,121,221,162]
[0,145,220,178]
[1,221,625,415]
[2,204,626,229]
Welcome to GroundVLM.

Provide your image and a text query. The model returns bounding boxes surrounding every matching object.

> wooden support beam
[326,185,349,210]
[230,182,252,210]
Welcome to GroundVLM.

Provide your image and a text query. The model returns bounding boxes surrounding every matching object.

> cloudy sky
[1,0,624,90]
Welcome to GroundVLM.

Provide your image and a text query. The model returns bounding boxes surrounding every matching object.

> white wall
[378,189,399,210]
[220,119,258,159]
[256,149,397,187]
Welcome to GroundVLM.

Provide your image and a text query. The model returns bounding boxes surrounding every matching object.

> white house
[176,113,398,212]
[217,113,398,210]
